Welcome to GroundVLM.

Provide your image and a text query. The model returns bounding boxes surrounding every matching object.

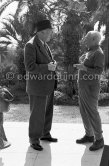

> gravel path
[4,104,109,123]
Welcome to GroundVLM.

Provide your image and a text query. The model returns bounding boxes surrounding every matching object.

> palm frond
[0,32,18,48]
[0,33,11,41]
[15,0,29,20]
[0,0,16,16]
[0,29,10,36]
[2,15,21,35]
[1,13,28,48]
[0,40,12,45]
[0,46,7,55]
[1,19,19,41]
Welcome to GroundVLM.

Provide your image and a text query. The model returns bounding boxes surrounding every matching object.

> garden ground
[4,104,109,123]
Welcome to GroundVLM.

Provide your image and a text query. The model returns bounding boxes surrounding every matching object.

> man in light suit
[24,19,57,151]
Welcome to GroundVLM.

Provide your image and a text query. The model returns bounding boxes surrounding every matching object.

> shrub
[99,93,109,106]
[100,79,109,93]
[0,64,17,88]
[54,91,78,106]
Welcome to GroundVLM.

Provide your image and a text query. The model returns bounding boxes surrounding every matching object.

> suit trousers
[28,92,54,144]
[78,81,103,140]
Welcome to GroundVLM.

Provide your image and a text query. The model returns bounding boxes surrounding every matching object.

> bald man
[74,31,105,151]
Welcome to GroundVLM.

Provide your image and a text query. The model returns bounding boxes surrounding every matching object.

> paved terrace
[0,122,109,166]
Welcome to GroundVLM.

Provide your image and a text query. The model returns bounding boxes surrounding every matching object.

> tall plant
[61,1,89,97]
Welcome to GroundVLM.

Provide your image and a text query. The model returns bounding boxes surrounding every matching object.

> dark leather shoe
[76,135,94,144]
[40,137,58,142]
[31,143,43,151]
[89,138,104,151]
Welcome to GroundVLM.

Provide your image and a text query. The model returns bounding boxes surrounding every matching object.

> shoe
[40,137,58,142]
[31,143,43,151]
[76,135,94,144]
[89,138,104,151]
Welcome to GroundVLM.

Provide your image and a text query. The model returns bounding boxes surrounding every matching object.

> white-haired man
[74,31,105,151]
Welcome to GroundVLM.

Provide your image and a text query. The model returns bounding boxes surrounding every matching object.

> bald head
[83,31,102,48]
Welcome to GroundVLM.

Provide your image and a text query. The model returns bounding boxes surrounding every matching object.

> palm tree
[0,14,27,62]
[0,0,48,63]
[0,14,27,88]
[0,0,41,34]
[61,1,90,97]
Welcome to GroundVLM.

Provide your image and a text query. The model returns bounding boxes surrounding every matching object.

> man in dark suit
[24,19,57,151]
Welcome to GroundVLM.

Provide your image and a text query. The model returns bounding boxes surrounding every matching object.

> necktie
[44,42,54,62]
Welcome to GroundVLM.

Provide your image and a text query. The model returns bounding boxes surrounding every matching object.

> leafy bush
[0,64,17,88]
[99,93,109,106]
[100,79,109,93]
[0,62,27,103]
[54,91,77,105]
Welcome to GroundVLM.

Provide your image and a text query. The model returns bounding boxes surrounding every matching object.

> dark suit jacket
[24,35,56,96]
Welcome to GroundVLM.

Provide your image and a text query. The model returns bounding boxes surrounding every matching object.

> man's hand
[48,62,57,71]
[73,64,87,71]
